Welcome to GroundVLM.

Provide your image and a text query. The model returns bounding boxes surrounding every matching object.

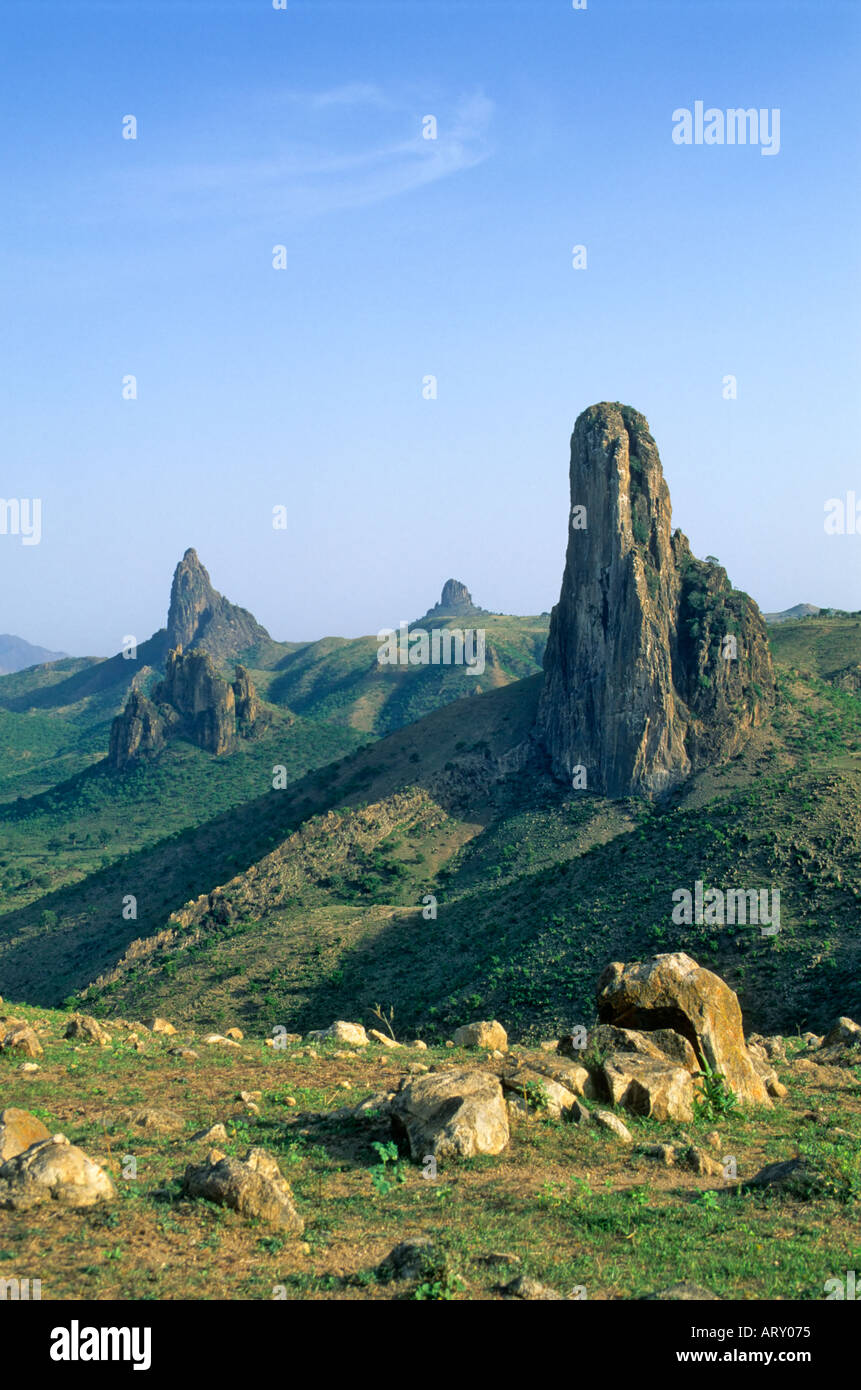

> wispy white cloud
[56,87,495,230]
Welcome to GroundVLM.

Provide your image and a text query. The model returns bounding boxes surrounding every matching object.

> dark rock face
[537,403,775,797]
[108,690,166,769]
[155,648,237,755]
[167,549,269,663]
[109,649,260,767]
[232,664,259,731]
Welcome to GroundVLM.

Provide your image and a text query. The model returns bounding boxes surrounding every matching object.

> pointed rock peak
[537,403,775,798]
[165,550,270,663]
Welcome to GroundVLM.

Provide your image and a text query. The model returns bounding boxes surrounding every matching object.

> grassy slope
[252,613,548,732]
[2,617,861,1041]
[0,1004,857,1301]
[0,708,366,918]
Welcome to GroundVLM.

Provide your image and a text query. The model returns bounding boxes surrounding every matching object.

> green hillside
[0,621,857,1043]
[0,707,365,916]
[251,612,548,733]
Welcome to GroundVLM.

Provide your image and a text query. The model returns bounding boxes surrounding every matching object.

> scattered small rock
[500,1274,566,1300]
[377,1238,446,1284]
[191,1123,228,1144]
[452,1020,508,1052]
[593,1110,633,1143]
[642,1282,720,1300]
[148,1018,177,1036]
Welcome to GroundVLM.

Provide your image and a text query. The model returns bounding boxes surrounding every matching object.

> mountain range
[0,401,857,1041]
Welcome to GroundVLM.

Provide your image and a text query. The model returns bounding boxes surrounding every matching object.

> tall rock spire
[166,548,270,662]
[537,403,775,797]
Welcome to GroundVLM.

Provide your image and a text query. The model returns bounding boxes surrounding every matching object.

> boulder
[0,1108,51,1162]
[368,1029,400,1048]
[0,1135,115,1209]
[0,1024,43,1059]
[352,1092,396,1118]
[818,1017,861,1063]
[596,953,771,1106]
[121,1107,185,1136]
[225,1027,243,1041]
[452,1020,508,1052]
[182,1147,303,1231]
[599,1055,695,1123]
[307,1022,368,1047]
[582,1023,698,1072]
[149,1018,177,1036]
[391,1069,509,1161]
[747,1049,787,1099]
[64,1014,111,1046]
[502,1066,580,1121]
[502,1053,595,1119]
[821,1016,861,1049]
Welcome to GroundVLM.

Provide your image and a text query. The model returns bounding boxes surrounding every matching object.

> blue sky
[1,0,859,653]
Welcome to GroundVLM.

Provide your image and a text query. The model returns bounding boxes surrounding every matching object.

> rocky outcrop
[109,648,260,767]
[167,548,269,662]
[156,648,237,755]
[107,690,166,769]
[537,403,775,797]
[232,664,259,729]
[419,579,487,622]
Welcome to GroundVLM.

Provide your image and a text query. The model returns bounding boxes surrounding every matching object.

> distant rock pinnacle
[419,579,485,623]
[440,579,473,611]
[166,548,269,663]
[537,402,775,798]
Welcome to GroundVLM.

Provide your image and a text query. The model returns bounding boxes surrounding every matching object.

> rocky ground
[0,955,858,1302]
